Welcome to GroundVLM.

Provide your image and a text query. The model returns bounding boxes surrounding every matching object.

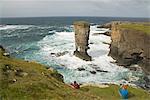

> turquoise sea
[0,17,149,88]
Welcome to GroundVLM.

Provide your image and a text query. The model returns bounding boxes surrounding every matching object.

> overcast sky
[0,0,150,18]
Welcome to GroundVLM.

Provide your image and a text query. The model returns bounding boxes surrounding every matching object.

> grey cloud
[0,0,149,17]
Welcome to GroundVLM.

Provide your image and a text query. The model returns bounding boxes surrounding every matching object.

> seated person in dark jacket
[70,81,80,89]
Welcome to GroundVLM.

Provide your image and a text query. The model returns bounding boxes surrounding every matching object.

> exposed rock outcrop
[0,45,6,56]
[97,21,122,29]
[77,67,86,71]
[92,31,111,36]
[73,21,92,61]
[97,23,112,29]
[109,22,150,74]
[50,51,69,57]
[97,21,124,36]
[0,45,10,58]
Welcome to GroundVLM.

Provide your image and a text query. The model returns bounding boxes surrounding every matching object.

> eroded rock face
[109,22,150,74]
[73,21,92,61]
[97,21,122,29]
[0,45,5,56]
[97,22,112,29]
[0,45,10,57]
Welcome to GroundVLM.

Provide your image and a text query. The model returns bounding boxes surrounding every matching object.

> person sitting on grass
[70,81,80,89]
[119,84,129,99]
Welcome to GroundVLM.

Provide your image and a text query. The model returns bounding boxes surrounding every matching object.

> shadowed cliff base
[74,51,92,61]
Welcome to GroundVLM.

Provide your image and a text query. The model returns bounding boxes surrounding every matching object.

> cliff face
[109,22,150,74]
[73,21,92,61]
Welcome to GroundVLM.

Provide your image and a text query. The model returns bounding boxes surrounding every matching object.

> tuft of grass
[73,21,90,26]
[119,22,150,35]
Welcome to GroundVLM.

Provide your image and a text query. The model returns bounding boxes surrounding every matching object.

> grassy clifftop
[0,47,150,100]
[110,22,150,74]
[119,22,150,35]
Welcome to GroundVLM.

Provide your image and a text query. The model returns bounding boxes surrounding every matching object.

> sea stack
[73,21,92,61]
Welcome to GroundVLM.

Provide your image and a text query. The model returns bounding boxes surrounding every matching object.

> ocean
[0,17,149,87]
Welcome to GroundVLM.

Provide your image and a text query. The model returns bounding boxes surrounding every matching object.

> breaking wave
[0,24,145,86]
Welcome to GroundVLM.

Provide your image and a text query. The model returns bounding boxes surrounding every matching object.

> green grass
[0,51,102,100]
[119,22,150,35]
[73,21,90,26]
[0,48,150,100]
[81,85,150,100]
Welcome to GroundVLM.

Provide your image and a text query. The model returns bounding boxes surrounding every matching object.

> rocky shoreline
[99,22,150,73]
[0,35,150,99]
[98,21,150,90]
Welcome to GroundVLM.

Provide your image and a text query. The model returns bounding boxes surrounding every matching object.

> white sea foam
[90,25,109,34]
[0,25,32,30]
[37,25,143,85]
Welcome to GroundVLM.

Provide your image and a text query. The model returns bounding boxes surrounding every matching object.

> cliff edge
[109,22,150,75]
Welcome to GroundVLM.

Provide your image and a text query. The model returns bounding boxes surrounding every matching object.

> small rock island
[73,21,92,61]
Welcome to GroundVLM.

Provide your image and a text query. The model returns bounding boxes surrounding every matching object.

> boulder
[90,71,96,74]
[15,69,28,77]
[3,53,10,57]
[77,67,86,71]
[96,69,108,73]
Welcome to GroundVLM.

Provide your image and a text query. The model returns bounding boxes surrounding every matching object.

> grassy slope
[119,22,150,35]
[0,49,150,100]
[0,54,102,100]
[81,85,150,100]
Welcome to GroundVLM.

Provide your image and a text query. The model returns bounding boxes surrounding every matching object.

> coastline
[1,45,150,99]
[1,20,150,99]
[0,23,149,87]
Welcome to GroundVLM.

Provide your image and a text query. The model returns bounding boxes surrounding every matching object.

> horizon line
[0,16,150,19]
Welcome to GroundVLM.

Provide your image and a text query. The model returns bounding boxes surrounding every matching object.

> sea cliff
[1,45,150,99]
[107,22,150,75]
[1,21,150,99]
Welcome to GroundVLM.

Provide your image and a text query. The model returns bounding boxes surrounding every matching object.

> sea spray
[0,24,145,86]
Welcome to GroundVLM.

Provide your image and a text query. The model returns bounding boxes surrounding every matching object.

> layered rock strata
[109,22,150,74]
[73,21,92,61]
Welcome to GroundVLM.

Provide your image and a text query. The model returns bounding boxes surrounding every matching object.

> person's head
[74,81,77,84]
[122,85,128,89]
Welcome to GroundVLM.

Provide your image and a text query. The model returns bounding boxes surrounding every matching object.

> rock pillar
[73,21,92,61]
